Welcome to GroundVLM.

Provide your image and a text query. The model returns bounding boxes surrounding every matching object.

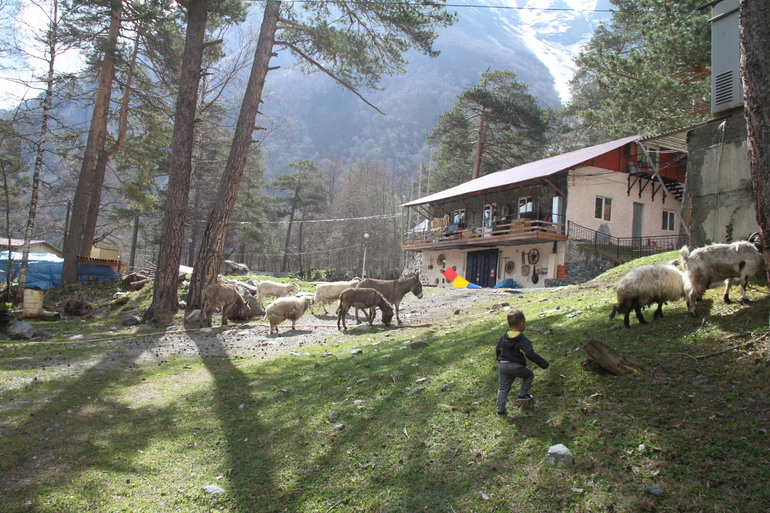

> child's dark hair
[507,309,526,329]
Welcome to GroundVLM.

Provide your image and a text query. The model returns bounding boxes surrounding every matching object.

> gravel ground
[123,286,526,361]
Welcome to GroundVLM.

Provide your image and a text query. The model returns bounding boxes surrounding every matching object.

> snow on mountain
[251,0,614,177]
[493,0,612,102]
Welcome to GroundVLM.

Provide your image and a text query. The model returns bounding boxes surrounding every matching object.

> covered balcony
[402,217,566,251]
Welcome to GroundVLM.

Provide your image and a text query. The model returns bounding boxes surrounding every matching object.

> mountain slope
[254,0,611,179]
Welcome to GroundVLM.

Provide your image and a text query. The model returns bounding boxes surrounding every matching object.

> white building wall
[418,241,565,289]
[565,166,683,238]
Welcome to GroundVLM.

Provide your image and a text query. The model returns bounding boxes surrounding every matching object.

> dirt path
[122,286,523,361]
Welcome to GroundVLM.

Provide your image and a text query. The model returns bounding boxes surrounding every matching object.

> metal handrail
[567,221,688,261]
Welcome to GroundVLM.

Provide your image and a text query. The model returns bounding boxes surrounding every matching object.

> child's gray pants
[496,362,534,411]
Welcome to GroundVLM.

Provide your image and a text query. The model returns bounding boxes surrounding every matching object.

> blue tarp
[0,251,118,290]
[493,278,520,289]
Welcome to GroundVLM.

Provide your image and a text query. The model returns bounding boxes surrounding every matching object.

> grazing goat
[609,264,690,328]
[356,274,423,324]
[265,296,314,334]
[679,236,763,315]
[312,277,361,315]
[201,281,262,327]
[257,280,300,305]
[336,288,394,330]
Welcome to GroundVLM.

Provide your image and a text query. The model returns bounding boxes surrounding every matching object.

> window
[595,197,612,221]
[453,209,465,227]
[662,210,676,231]
[518,197,533,215]
[483,203,496,226]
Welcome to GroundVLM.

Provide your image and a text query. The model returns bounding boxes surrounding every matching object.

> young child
[495,309,550,415]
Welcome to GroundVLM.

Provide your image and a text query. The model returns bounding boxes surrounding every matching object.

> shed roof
[0,238,61,254]
[402,135,642,207]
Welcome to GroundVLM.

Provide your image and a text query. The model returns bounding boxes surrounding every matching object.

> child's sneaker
[517,394,534,401]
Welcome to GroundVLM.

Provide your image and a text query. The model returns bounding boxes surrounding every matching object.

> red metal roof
[402,135,641,207]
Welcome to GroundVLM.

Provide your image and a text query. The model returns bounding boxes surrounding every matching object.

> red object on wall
[443,267,458,282]
[556,265,566,278]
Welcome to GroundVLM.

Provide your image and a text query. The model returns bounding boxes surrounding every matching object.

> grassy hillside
[2,253,769,512]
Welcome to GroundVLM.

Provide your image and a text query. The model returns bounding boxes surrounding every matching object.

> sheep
[312,277,361,315]
[355,274,423,324]
[201,281,262,327]
[679,237,764,315]
[256,280,300,305]
[265,295,314,334]
[336,287,394,330]
[609,264,690,328]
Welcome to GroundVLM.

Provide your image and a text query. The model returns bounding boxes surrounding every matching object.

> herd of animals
[610,235,764,327]
[199,274,423,334]
[198,235,765,334]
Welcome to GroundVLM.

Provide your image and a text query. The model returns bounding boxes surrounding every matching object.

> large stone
[7,320,37,340]
[546,443,574,467]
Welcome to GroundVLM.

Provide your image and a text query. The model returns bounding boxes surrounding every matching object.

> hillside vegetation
[1,252,769,512]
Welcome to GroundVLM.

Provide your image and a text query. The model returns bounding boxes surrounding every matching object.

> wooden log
[129,278,151,291]
[35,310,61,321]
[581,337,649,376]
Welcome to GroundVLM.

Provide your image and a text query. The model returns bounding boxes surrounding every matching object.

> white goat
[312,277,361,315]
[679,237,763,315]
[265,296,314,334]
[609,264,690,328]
[256,280,300,305]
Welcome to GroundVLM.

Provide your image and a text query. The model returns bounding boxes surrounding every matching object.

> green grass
[2,253,769,512]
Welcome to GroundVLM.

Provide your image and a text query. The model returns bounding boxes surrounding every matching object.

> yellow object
[22,288,44,318]
[452,276,470,288]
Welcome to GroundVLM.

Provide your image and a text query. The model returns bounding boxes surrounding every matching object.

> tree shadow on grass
[186,331,281,510]
[0,335,176,509]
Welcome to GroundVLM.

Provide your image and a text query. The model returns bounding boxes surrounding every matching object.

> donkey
[355,274,423,324]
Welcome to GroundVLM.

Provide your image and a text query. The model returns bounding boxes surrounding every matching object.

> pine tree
[428,69,550,188]
[568,0,711,137]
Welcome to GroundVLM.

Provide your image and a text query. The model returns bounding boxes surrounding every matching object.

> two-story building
[402,135,688,288]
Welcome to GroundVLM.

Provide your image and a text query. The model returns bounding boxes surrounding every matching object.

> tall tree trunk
[146,0,209,322]
[61,0,122,284]
[19,0,59,291]
[187,0,280,308]
[472,106,486,180]
[297,209,305,276]
[185,83,206,268]
[281,205,296,274]
[739,0,770,281]
[82,27,141,257]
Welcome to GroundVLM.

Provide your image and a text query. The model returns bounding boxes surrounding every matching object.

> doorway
[467,249,499,288]
[632,203,644,248]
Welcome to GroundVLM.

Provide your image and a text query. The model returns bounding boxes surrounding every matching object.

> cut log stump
[581,337,649,377]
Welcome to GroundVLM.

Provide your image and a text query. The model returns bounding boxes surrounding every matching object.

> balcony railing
[402,218,567,251]
[402,219,688,261]
[567,222,688,261]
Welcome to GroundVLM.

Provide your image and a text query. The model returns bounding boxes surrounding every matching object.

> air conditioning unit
[711,0,743,115]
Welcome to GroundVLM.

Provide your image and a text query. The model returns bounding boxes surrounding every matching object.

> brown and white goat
[680,235,763,315]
